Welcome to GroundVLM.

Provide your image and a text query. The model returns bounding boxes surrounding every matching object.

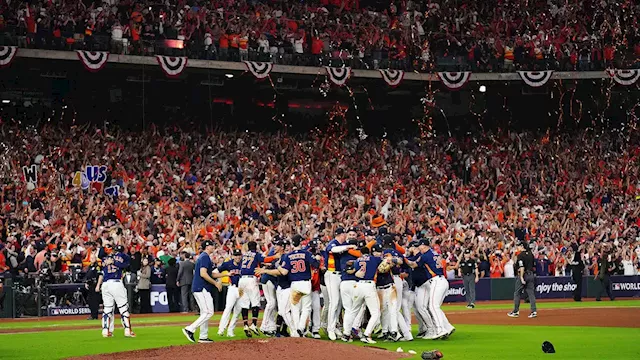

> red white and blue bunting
[437,72,471,90]
[517,70,554,87]
[606,69,640,86]
[0,46,18,68]
[244,61,273,79]
[379,69,404,87]
[156,56,188,78]
[325,66,351,86]
[76,51,110,72]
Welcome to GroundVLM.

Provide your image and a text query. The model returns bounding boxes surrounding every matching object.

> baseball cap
[114,245,125,253]
[382,234,394,247]
[464,249,471,254]
[347,226,358,233]
[418,238,431,247]
[378,227,388,235]
[201,240,214,248]
[335,227,345,235]
[364,229,376,237]
[408,240,419,248]
[232,249,242,256]
[291,234,304,247]
[371,244,383,253]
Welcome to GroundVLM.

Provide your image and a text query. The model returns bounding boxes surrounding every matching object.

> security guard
[507,242,537,318]
[568,243,585,302]
[84,255,102,320]
[595,245,615,301]
[457,249,479,308]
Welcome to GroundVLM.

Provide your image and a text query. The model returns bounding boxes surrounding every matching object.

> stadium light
[479,85,486,93]
[2,100,9,104]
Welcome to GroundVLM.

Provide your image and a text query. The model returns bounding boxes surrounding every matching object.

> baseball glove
[377,259,392,273]
[421,350,444,359]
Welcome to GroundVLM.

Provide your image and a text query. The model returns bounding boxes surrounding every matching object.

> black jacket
[165,264,179,288]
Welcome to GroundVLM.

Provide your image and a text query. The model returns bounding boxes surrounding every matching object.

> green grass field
[1,301,639,360]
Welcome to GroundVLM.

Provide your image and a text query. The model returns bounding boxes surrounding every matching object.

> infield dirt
[69,338,410,360]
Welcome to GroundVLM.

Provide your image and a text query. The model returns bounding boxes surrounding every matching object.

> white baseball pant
[402,281,414,326]
[320,284,329,329]
[238,276,260,309]
[415,281,436,336]
[340,280,357,334]
[186,289,214,339]
[428,276,454,336]
[101,280,132,335]
[346,281,380,337]
[311,290,321,333]
[324,271,342,333]
[260,280,277,332]
[393,275,413,340]
[290,280,312,333]
[217,285,241,336]
[276,286,294,333]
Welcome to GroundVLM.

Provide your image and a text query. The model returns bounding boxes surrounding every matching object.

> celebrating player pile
[178,226,455,343]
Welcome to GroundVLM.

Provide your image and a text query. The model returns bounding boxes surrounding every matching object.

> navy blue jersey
[282,249,318,282]
[354,255,383,281]
[101,252,130,281]
[400,262,413,288]
[192,252,214,292]
[383,248,402,275]
[240,251,265,276]
[409,254,427,288]
[418,249,445,278]
[325,239,343,272]
[340,251,360,281]
[218,260,242,286]
[260,248,278,285]
[275,258,291,289]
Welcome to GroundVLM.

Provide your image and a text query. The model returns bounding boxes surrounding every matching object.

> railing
[2,26,639,72]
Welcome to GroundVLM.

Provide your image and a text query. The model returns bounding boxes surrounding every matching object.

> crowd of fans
[1,122,640,287]
[1,0,640,71]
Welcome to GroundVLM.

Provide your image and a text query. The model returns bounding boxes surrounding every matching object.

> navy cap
[308,239,319,248]
[382,234,394,247]
[364,229,376,237]
[378,227,388,235]
[408,240,419,248]
[418,238,431,247]
[201,240,214,248]
[371,244,383,253]
[114,245,125,253]
[291,234,304,247]
[347,227,359,233]
[335,227,345,235]
[232,249,242,256]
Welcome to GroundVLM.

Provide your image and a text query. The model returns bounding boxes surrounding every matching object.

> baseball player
[216,249,243,337]
[182,240,223,343]
[324,227,349,340]
[239,241,264,337]
[259,238,282,336]
[408,238,455,339]
[305,238,323,338]
[382,235,413,341]
[256,239,294,336]
[338,229,365,340]
[408,238,438,339]
[95,245,134,338]
[278,234,320,336]
[343,243,386,344]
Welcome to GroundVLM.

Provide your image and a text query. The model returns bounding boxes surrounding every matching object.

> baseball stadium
[2,0,640,359]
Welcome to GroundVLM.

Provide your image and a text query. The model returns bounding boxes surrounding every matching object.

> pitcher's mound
[70,338,410,360]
